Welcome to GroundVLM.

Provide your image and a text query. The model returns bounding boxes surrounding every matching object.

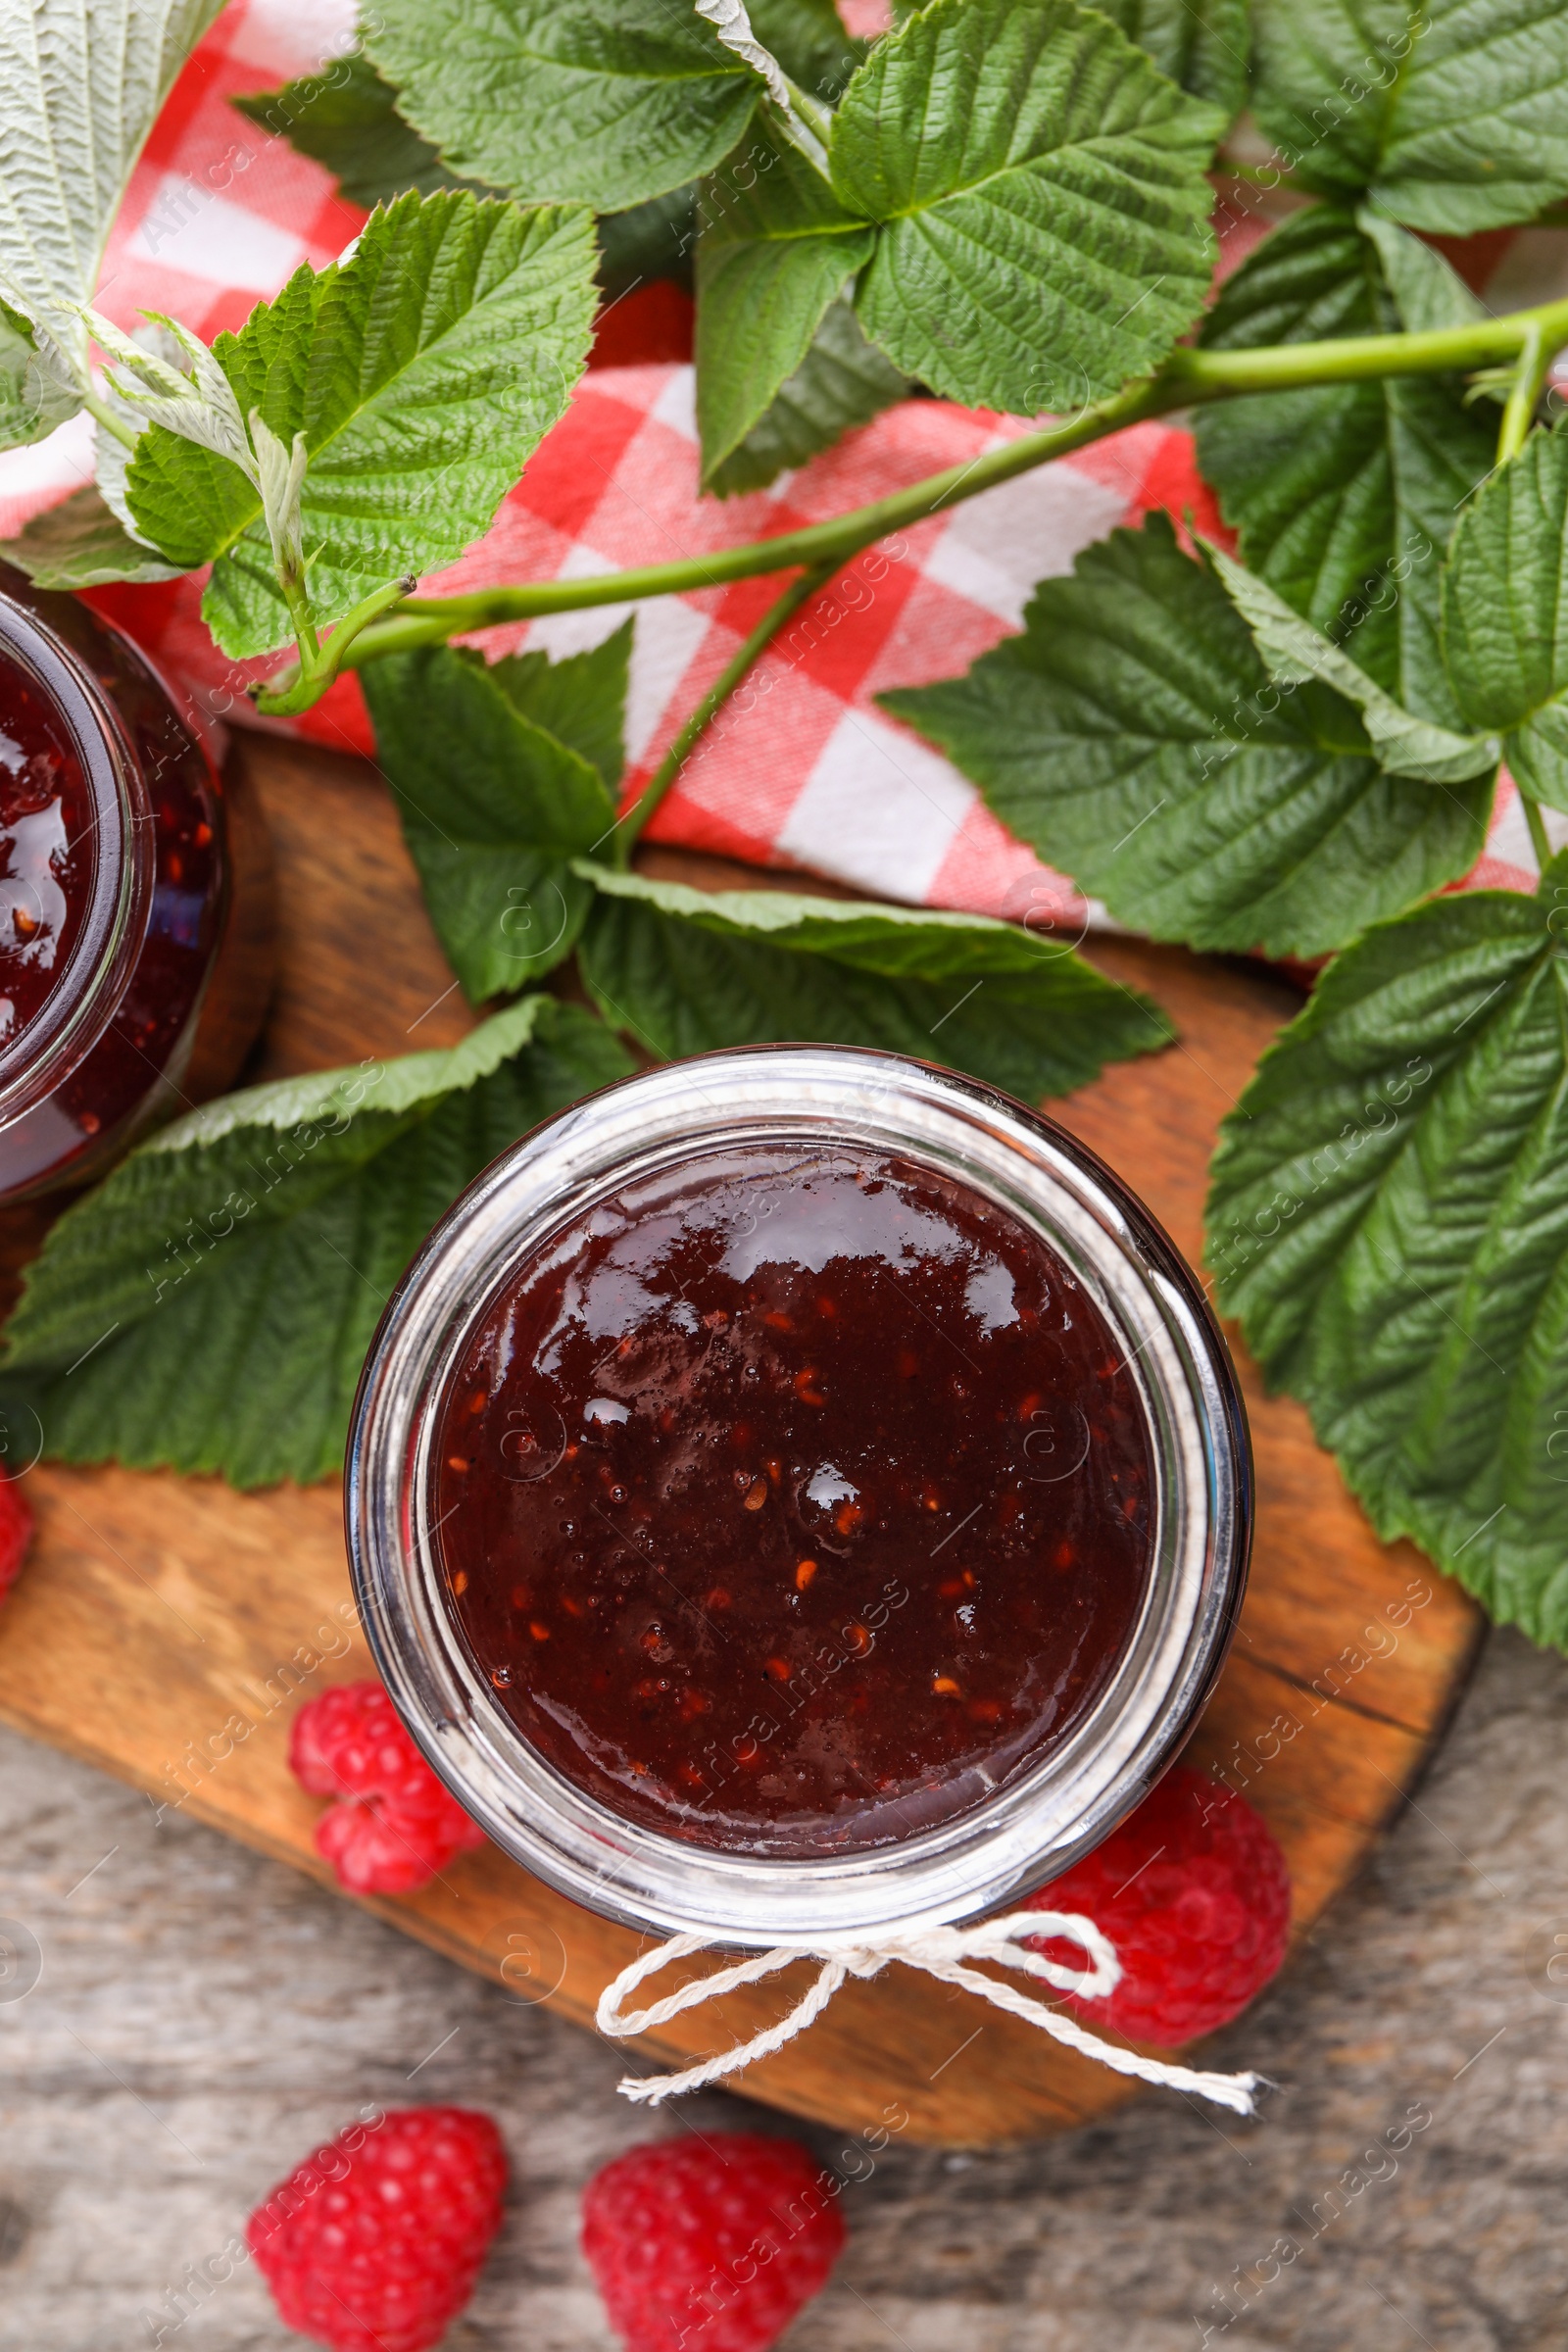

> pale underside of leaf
[0,0,227,386]
[0,297,81,450]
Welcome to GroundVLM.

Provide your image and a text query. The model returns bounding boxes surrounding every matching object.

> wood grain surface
[0,732,1484,2147]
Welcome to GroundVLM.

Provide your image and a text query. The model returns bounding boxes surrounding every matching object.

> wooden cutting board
[0,730,1483,2147]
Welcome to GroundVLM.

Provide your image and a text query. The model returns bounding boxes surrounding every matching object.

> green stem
[1495,319,1556,465]
[1523,792,1554,874]
[778,74,834,148]
[269,288,1568,710]
[254,572,418,716]
[282,570,321,666]
[82,388,136,452]
[614,559,841,858]
[333,373,1173,674]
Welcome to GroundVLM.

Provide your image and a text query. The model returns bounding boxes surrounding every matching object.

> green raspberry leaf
[1250,0,1568,233]
[707,298,909,497]
[0,483,183,588]
[486,619,633,794]
[364,0,768,212]
[362,642,624,1004]
[696,120,877,484]
[123,191,598,658]
[1196,205,1495,728]
[881,514,1495,960]
[1096,0,1250,114]
[597,188,700,298]
[1205,539,1497,787]
[1355,207,1491,336]
[231,53,487,210]
[1441,422,1568,811]
[831,0,1225,413]
[0,999,633,1490]
[575,862,1172,1100]
[1207,865,1568,1644]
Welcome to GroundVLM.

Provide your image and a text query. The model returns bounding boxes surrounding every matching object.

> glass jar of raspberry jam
[0,566,271,1200]
[348,1048,1250,1944]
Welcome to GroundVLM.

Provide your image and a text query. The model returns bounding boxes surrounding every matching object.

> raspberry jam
[0,570,273,1200]
[350,1048,1250,1943]
[433,1145,1153,1858]
[0,651,95,1051]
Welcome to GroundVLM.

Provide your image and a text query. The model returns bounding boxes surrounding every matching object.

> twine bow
[596,1910,1264,2115]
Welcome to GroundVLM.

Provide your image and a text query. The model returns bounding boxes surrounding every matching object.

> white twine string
[596,1910,1265,2116]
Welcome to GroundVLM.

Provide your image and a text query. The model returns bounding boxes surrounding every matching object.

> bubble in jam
[433,1146,1154,1857]
[0,649,94,1052]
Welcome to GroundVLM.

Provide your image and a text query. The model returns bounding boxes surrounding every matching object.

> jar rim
[0,585,150,1123]
[347,1046,1251,1947]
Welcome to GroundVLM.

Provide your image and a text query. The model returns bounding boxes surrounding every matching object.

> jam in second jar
[434,1143,1154,1858]
[0,569,272,1201]
[0,648,95,1052]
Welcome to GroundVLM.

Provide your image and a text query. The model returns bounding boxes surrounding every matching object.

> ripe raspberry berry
[581,2132,846,2352]
[1023,1767,1291,2047]
[288,1681,486,1894]
[248,2105,507,2352]
[0,1473,34,1605]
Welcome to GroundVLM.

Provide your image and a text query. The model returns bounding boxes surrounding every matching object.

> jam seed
[446,1454,469,1473]
[529,1620,551,1642]
[939,1576,964,1598]
[968,1698,1004,1723]
[932,1675,961,1696]
[706,1587,731,1609]
[743,1480,767,1511]
[764,1657,791,1682]
[795,1370,826,1405]
[795,1559,817,1592]
[451,1570,468,1596]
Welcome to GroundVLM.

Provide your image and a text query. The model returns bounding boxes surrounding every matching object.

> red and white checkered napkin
[0,0,1548,916]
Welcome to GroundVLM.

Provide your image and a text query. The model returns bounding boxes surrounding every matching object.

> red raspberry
[0,1473,33,1604]
[248,2106,507,2352]
[288,1681,486,1894]
[1023,1767,1291,2046]
[581,2133,846,2352]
